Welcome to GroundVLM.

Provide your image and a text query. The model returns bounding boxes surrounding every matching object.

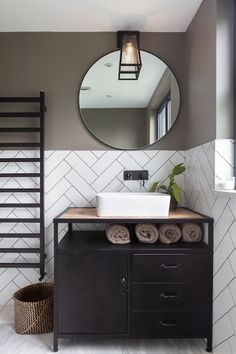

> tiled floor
[0,324,207,354]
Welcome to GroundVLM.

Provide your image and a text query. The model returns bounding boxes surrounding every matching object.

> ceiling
[0,0,203,32]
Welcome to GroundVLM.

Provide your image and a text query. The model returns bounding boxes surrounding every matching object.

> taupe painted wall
[0,2,229,150]
[184,0,234,147]
[0,32,186,150]
[184,0,217,148]
[82,108,147,149]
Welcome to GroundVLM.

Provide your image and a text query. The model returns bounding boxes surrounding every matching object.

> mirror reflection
[79,50,180,149]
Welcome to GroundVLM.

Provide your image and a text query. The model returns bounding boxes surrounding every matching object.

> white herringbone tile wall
[0,149,185,308]
[185,140,236,353]
[1,143,236,352]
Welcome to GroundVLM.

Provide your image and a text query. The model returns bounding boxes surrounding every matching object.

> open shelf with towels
[57,230,209,254]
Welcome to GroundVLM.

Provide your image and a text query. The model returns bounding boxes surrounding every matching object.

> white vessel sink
[96,192,170,217]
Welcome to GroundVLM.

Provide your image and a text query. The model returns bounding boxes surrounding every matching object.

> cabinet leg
[53,335,58,352]
[206,336,212,352]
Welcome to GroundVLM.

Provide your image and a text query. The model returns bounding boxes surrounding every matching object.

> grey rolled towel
[105,224,130,244]
[181,223,202,242]
[135,224,158,244]
[159,224,181,244]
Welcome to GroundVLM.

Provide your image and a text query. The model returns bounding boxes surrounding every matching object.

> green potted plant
[149,163,186,210]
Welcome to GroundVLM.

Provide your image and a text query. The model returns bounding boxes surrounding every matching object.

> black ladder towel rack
[0,91,46,280]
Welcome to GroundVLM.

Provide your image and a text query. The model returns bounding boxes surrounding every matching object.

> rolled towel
[105,224,130,244]
[135,224,158,244]
[181,223,202,242]
[159,224,181,244]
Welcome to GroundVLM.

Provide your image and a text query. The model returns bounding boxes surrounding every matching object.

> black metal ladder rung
[0,203,40,208]
[0,248,40,253]
[0,233,40,238]
[0,173,40,177]
[0,188,40,193]
[0,112,40,117]
[0,263,40,268]
[0,97,40,103]
[0,218,40,223]
[0,158,40,162]
[0,128,40,132]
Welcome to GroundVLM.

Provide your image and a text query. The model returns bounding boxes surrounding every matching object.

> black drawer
[131,311,209,337]
[133,254,210,282]
[132,283,210,311]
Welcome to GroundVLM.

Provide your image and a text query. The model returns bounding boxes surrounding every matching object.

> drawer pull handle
[160,292,180,299]
[160,263,180,270]
[159,320,179,327]
[120,277,126,284]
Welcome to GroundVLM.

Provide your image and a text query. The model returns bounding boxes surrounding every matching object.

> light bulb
[123,43,135,64]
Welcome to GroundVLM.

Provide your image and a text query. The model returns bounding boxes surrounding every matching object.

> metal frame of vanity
[53,207,214,352]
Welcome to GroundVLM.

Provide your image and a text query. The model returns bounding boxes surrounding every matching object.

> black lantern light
[117,31,142,80]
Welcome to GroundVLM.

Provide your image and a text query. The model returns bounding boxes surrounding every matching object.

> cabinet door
[58,253,128,334]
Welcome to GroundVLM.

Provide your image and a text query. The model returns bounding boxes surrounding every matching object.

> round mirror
[79,50,180,149]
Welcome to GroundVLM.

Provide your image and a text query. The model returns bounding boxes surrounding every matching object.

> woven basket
[13,282,53,334]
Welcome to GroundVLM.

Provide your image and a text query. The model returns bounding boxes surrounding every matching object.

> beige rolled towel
[135,224,158,244]
[159,224,181,244]
[181,223,202,242]
[105,224,130,244]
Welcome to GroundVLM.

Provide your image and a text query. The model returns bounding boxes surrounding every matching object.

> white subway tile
[214,233,234,274]
[214,260,234,299]
[214,206,234,250]
[229,250,236,277]
[229,307,236,335]
[213,287,234,323]
[213,314,234,347]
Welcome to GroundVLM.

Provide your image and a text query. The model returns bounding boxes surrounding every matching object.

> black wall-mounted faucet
[124,170,149,186]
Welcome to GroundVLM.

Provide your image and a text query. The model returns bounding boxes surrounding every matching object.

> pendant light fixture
[117,31,142,80]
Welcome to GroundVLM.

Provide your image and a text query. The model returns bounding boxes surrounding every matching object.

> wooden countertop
[54,207,213,223]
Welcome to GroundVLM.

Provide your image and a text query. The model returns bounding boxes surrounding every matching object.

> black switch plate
[123,170,149,181]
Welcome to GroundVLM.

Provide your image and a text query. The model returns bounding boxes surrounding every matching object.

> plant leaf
[171,183,181,203]
[149,181,159,192]
[159,185,168,192]
[169,174,174,181]
[172,163,186,176]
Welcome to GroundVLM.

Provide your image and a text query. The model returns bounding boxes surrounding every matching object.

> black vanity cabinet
[54,208,213,353]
